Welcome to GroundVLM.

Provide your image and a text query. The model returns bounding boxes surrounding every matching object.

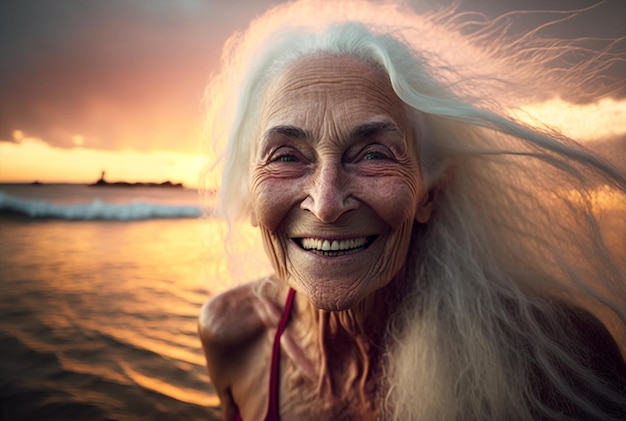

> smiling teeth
[301,237,367,252]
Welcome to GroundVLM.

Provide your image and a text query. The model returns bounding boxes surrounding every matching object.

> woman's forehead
[260,55,407,128]
[269,55,386,91]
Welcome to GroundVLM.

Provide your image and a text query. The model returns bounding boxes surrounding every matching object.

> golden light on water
[0,216,224,412]
[120,361,220,408]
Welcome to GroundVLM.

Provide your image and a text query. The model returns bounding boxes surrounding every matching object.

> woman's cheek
[360,178,421,229]
[383,218,415,277]
[251,176,303,232]
[250,175,295,281]
[352,160,423,228]
[251,160,310,226]
[258,226,291,281]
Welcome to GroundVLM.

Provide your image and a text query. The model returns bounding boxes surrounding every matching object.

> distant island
[89,171,184,188]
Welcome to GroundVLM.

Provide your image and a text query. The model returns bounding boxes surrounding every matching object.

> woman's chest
[234,347,381,420]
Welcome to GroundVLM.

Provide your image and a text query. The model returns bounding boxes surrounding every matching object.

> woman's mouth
[294,236,376,257]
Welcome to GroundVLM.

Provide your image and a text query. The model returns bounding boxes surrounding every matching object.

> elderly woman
[198,1,626,419]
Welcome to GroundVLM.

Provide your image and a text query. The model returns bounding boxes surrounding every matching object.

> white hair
[202,0,625,419]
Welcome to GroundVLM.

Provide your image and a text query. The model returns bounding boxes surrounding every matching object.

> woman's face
[250,55,432,311]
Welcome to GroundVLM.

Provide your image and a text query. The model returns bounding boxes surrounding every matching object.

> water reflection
[0,217,222,420]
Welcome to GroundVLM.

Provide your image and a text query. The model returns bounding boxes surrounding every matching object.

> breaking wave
[0,192,202,220]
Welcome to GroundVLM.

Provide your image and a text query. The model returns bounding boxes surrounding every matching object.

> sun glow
[1,98,624,190]
[0,137,206,189]
[512,97,626,142]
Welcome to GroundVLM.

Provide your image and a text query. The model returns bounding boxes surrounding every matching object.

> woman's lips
[294,236,377,256]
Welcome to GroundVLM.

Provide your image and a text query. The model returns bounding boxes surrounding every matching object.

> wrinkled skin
[199,56,434,420]
[250,55,431,311]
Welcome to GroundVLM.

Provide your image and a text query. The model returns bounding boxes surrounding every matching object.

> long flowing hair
[202,1,626,419]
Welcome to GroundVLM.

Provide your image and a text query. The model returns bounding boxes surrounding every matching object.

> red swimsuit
[234,288,295,421]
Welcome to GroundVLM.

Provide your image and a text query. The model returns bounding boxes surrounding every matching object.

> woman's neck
[290,277,403,402]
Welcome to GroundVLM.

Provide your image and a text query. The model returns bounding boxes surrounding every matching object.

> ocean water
[2,184,624,420]
[0,184,223,420]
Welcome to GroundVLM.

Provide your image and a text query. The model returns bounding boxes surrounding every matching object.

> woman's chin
[295,282,372,312]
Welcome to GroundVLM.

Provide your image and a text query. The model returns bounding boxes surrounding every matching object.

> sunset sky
[1,0,625,189]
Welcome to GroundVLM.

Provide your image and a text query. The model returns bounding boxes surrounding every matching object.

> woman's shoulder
[554,304,625,376]
[548,303,624,364]
[530,300,626,418]
[198,277,289,351]
[198,278,289,419]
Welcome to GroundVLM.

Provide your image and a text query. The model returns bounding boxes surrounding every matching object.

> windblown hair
[203,0,626,419]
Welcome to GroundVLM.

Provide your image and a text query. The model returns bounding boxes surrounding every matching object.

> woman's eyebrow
[262,121,402,143]
[263,125,310,141]
[349,121,402,141]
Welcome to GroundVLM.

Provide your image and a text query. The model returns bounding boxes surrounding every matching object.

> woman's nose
[300,162,358,223]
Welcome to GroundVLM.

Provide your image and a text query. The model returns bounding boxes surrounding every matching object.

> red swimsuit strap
[265,288,296,421]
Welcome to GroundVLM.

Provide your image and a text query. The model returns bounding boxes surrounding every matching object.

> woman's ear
[416,166,452,224]
[415,187,436,224]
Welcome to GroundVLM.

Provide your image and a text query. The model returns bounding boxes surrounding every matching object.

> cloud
[0,0,624,155]
[1,1,624,189]
[0,0,278,152]
[513,97,626,142]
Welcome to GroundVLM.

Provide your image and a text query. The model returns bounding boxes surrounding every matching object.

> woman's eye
[363,151,388,161]
[268,147,300,163]
[276,154,298,162]
[355,144,393,162]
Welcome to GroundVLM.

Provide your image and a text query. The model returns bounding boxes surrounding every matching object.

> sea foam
[0,192,202,220]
